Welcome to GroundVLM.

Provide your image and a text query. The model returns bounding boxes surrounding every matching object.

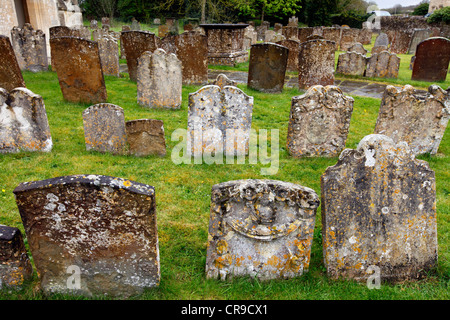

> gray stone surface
[365,51,400,79]
[11,23,48,72]
[126,119,166,157]
[336,51,367,76]
[298,40,335,89]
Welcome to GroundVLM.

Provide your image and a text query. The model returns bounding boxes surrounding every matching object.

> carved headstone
[0,35,26,91]
[374,85,450,155]
[276,39,300,72]
[0,87,52,153]
[411,37,450,82]
[13,174,159,297]
[206,179,319,280]
[321,134,438,282]
[389,30,412,54]
[287,85,354,158]
[11,23,48,72]
[336,51,367,76]
[365,51,400,79]
[126,119,166,157]
[298,40,335,90]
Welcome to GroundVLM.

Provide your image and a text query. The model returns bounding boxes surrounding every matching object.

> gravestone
[336,51,367,76]
[256,21,270,41]
[264,30,276,42]
[243,25,257,50]
[389,30,412,54]
[101,17,110,27]
[212,73,237,89]
[321,134,438,282]
[158,25,169,38]
[281,26,298,40]
[347,42,367,55]
[187,85,253,157]
[90,20,98,29]
[286,85,354,158]
[374,32,389,47]
[274,23,283,33]
[408,29,433,55]
[205,179,319,280]
[371,45,388,55]
[298,40,335,90]
[97,33,120,77]
[137,48,182,109]
[288,16,299,26]
[298,27,314,43]
[0,225,33,288]
[247,43,288,93]
[365,51,400,79]
[359,28,372,45]
[374,84,450,155]
[13,174,159,297]
[276,39,300,72]
[339,28,360,51]
[82,103,127,155]
[10,23,48,72]
[131,18,141,31]
[0,87,52,153]
[51,37,107,104]
[411,37,450,82]
[120,31,159,82]
[0,35,26,91]
[126,119,166,157]
[322,27,341,50]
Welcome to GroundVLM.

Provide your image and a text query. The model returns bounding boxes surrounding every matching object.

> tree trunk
[201,0,206,23]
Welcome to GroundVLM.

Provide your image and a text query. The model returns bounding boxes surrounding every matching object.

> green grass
[1,42,450,301]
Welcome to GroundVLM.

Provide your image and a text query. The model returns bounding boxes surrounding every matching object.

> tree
[412,1,429,16]
[231,0,301,22]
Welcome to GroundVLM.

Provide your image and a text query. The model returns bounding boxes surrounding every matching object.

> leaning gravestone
[51,37,107,104]
[137,48,182,109]
[365,51,400,79]
[298,40,335,90]
[0,35,26,91]
[0,87,52,153]
[82,103,128,155]
[286,85,354,158]
[187,85,253,157]
[336,51,367,76]
[13,174,160,297]
[126,119,166,157]
[0,225,34,288]
[407,29,433,55]
[247,43,288,93]
[321,134,438,282]
[412,37,450,82]
[374,84,450,155]
[205,179,319,280]
[10,23,48,72]
[276,39,301,72]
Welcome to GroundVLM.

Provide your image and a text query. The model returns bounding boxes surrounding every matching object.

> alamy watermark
[366,265,381,289]
[66,265,81,290]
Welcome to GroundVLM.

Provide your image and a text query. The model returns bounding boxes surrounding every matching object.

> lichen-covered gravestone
[365,51,400,79]
[276,39,301,72]
[212,73,237,89]
[137,48,182,109]
[374,84,450,155]
[286,85,354,158]
[374,32,389,48]
[11,23,48,72]
[50,37,107,104]
[13,175,160,297]
[82,103,128,155]
[126,119,166,157]
[0,35,26,91]
[97,33,120,77]
[0,87,52,153]
[339,28,360,51]
[412,37,450,82]
[0,225,33,289]
[347,42,367,56]
[206,179,319,281]
[321,134,438,282]
[407,29,433,55]
[298,40,336,89]
[336,51,367,76]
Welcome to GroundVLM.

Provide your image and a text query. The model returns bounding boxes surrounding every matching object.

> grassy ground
[0,28,449,300]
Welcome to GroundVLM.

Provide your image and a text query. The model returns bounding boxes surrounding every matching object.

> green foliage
[330,10,371,28]
[304,0,336,26]
[427,6,450,24]
[412,2,429,16]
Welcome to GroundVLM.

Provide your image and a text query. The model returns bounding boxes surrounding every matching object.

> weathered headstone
[407,29,433,55]
[365,51,400,79]
[0,35,26,91]
[298,27,314,43]
[131,18,141,31]
[90,20,98,29]
[321,134,438,282]
[82,103,127,155]
[322,27,341,50]
[281,26,298,40]
[286,85,354,158]
[374,84,450,155]
[97,33,120,77]
[359,28,372,45]
[137,48,182,109]
[374,32,389,47]
[347,42,367,55]
[371,45,388,55]
[276,39,300,72]
[51,37,107,104]
[298,40,335,90]
[288,16,299,26]
[274,23,283,33]
[389,30,412,54]
[206,179,319,280]
[0,87,52,153]
[13,174,159,297]
[10,23,48,72]
[0,225,33,289]
[243,25,257,50]
[256,21,270,41]
[126,119,166,157]
[247,43,288,93]
[339,28,360,51]
[187,85,253,156]
[336,51,367,76]
[411,37,450,82]
[101,17,110,27]
[158,24,169,38]
[212,73,237,89]
[264,30,276,42]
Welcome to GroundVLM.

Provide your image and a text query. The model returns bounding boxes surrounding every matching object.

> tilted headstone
[336,51,367,76]
[206,179,319,280]
[374,32,389,47]
[0,225,33,288]
[0,87,52,153]
[298,40,335,90]
[126,119,166,157]
[10,23,48,72]
[13,174,159,297]
[50,37,107,104]
[407,29,433,55]
[365,51,400,79]
[321,134,438,282]
[347,42,367,56]
[137,48,182,109]
[286,85,354,158]
[276,39,301,72]
[411,37,450,82]
[82,103,127,155]
[187,85,253,157]
[247,43,288,93]
[374,84,450,155]
[0,35,26,91]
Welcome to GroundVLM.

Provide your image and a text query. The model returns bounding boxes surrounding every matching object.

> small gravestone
[131,18,141,31]
[298,27,314,42]
[126,119,166,157]
[13,174,159,297]
[10,23,48,72]
[347,42,367,55]
[0,225,33,288]
[51,37,107,104]
[374,84,450,155]
[389,30,412,54]
[374,32,389,47]
[137,48,182,109]
[286,85,354,158]
[321,134,438,282]
[82,103,127,155]
[365,51,400,79]
[247,43,288,93]
[0,35,26,91]
[276,39,300,72]
[158,24,169,38]
[187,85,253,157]
[339,28,359,51]
[322,27,341,50]
[359,28,372,45]
[408,29,433,55]
[206,179,319,280]
[97,33,120,77]
[212,73,237,89]
[274,23,283,33]
[101,17,110,27]
[288,16,298,26]
[264,30,276,42]
[0,87,52,153]
[336,51,367,76]
[90,20,98,29]
[281,26,298,40]
[298,39,335,89]
[412,37,450,82]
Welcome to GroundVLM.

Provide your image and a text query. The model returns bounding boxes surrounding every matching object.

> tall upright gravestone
[97,33,120,77]
[10,23,48,72]
[298,40,335,90]
[0,35,26,91]
[412,37,450,82]
[276,39,301,72]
